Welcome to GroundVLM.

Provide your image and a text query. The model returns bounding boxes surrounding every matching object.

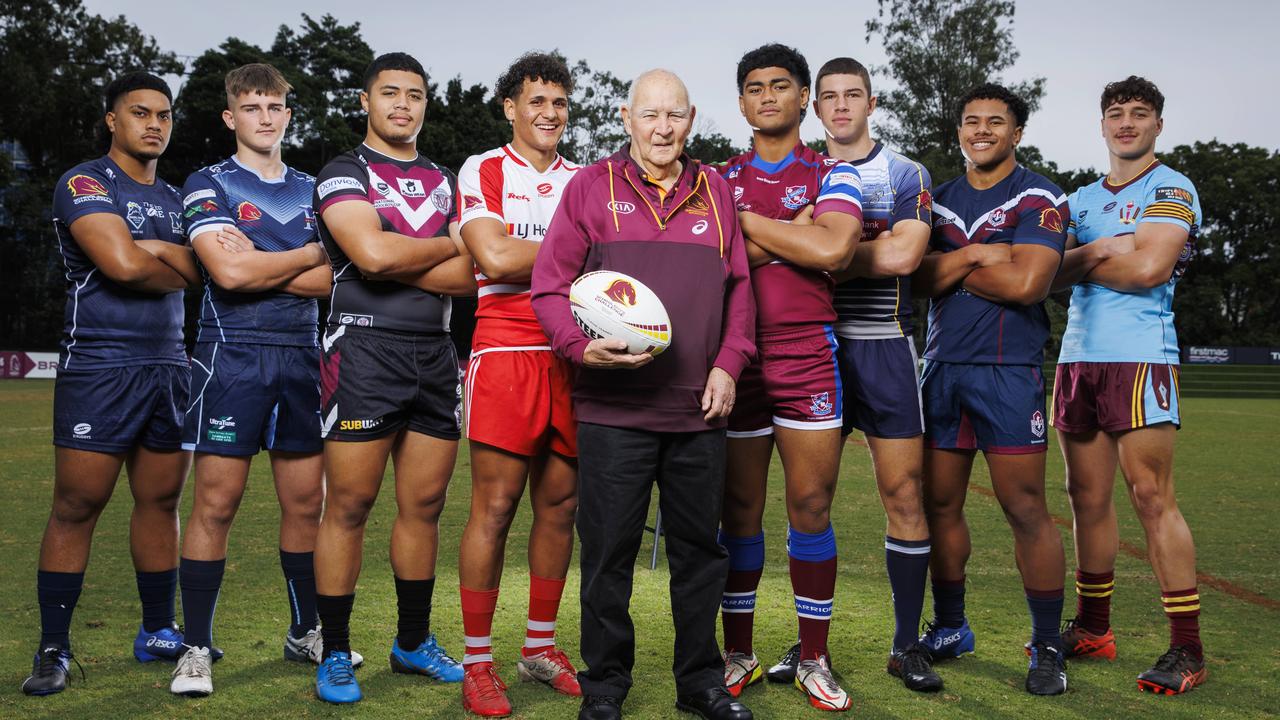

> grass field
[1,379,1277,719]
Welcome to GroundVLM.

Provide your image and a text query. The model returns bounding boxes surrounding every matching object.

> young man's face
[1102,99,1162,161]
[361,70,427,145]
[506,78,568,155]
[224,91,291,154]
[958,98,1021,170]
[106,89,173,160]
[739,66,807,136]
[814,73,875,144]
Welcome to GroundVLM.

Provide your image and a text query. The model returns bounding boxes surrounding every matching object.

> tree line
[2,0,1276,353]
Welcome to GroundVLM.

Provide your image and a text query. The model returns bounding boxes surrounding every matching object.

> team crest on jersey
[1030,410,1045,438]
[733,186,744,203]
[1038,207,1064,233]
[810,392,834,417]
[125,201,145,229]
[300,206,315,229]
[727,166,741,179]
[822,157,839,166]
[988,208,1007,227]
[67,174,108,198]
[237,201,263,221]
[918,189,932,212]
[685,193,709,217]
[782,185,808,210]
[463,194,484,210]
[169,212,183,236]
[431,188,452,214]
[396,177,426,197]
[1119,200,1139,225]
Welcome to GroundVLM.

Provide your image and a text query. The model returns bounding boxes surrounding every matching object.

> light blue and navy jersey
[181,158,319,347]
[1058,161,1199,365]
[52,155,187,370]
[834,143,932,339]
[926,165,1068,366]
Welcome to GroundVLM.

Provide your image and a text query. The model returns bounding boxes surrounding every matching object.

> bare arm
[69,214,188,292]
[737,209,861,273]
[836,219,931,281]
[191,227,327,293]
[962,244,1062,305]
[135,239,200,286]
[279,264,333,298]
[320,199,458,277]
[1082,222,1189,292]
[912,243,1010,299]
[382,222,477,296]
[460,217,540,283]
[746,239,777,268]
[1050,233,1135,293]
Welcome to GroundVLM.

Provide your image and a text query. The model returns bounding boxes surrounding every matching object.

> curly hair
[736,43,810,92]
[956,83,1029,128]
[1101,75,1164,116]
[496,52,574,101]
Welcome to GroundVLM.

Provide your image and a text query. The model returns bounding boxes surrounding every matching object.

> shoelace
[176,649,211,678]
[37,648,85,683]
[900,646,934,675]
[1152,646,1192,672]
[324,657,356,685]
[803,660,842,693]
[425,637,460,666]
[474,665,508,697]
[544,649,575,674]
[1027,643,1063,671]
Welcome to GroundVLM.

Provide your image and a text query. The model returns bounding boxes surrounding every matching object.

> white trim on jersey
[932,187,1067,239]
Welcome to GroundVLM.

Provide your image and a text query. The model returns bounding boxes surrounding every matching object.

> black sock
[885,537,931,652]
[136,568,178,632]
[931,576,967,628]
[280,550,318,638]
[37,570,84,649]
[179,558,226,649]
[317,593,355,659]
[394,576,435,651]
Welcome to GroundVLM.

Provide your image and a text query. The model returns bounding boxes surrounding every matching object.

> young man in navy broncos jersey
[309,52,475,704]
[169,63,341,698]
[24,72,200,696]
[913,84,1069,696]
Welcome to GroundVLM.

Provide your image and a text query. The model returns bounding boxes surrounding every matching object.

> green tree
[419,76,509,172]
[561,59,630,164]
[866,0,1045,183]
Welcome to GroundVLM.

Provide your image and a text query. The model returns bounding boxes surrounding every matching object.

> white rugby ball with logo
[569,270,671,356]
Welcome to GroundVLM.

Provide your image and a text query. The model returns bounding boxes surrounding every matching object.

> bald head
[621,68,696,181]
[627,68,689,109]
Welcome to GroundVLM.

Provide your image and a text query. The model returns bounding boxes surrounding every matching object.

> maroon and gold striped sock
[1161,587,1202,661]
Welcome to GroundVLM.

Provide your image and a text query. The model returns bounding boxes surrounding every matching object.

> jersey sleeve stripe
[478,155,506,221]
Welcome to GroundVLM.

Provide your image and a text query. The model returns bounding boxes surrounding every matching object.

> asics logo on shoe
[147,636,179,649]
[932,631,962,649]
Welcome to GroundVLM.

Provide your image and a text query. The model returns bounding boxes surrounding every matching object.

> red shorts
[1052,362,1181,434]
[464,347,577,457]
[727,329,843,437]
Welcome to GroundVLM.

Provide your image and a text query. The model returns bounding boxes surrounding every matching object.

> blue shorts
[838,336,924,439]
[54,364,189,453]
[921,360,1048,454]
[183,342,322,456]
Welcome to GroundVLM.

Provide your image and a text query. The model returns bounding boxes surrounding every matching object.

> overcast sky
[87,0,1274,173]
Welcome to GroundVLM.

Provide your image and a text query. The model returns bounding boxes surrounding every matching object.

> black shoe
[1137,645,1206,695]
[21,646,80,696]
[765,642,800,683]
[888,641,944,692]
[1025,641,1067,696]
[675,686,753,720]
[579,694,622,720]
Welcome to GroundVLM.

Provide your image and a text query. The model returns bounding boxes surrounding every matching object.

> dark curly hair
[496,52,574,101]
[362,52,427,92]
[104,71,172,112]
[956,83,1029,128]
[736,43,810,93]
[1101,75,1164,116]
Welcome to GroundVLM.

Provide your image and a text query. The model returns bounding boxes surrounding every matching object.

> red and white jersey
[458,145,579,349]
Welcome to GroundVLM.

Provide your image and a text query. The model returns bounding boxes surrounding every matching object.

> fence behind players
[1042,363,1280,399]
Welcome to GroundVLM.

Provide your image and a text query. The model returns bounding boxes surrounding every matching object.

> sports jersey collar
[360,142,419,165]
[100,154,155,187]
[848,141,884,167]
[747,140,805,174]
[230,155,287,184]
[502,144,565,174]
[1102,159,1161,194]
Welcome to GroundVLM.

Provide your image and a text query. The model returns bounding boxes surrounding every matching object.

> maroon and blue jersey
[925,165,1067,365]
[718,142,862,340]
[52,156,187,370]
[314,145,458,334]
[181,158,319,347]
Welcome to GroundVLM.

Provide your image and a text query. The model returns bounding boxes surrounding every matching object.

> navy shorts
[54,364,189,453]
[838,336,924,439]
[921,360,1048,454]
[183,342,322,456]
[320,325,462,442]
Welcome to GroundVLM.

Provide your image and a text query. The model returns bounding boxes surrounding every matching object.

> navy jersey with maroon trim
[52,155,187,370]
[181,157,319,347]
[925,165,1067,365]
[313,145,458,334]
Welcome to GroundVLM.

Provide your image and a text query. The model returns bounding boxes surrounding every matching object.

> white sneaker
[795,655,851,711]
[284,627,364,667]
[171,646,213,697]
[724,651,762,697]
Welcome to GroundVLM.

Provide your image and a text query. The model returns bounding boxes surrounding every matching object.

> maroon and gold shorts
[1051,361,1181,434]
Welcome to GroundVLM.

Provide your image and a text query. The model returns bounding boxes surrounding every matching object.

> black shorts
[54,364,189,453]
[320,325,461,441]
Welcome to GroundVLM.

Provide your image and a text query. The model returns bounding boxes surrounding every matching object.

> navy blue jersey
[926,165,1067,365]
[52,156,187,370]
[314,145,458,334]
[181,158,319,346]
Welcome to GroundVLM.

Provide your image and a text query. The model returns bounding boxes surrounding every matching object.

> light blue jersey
[1057,161,1199,364]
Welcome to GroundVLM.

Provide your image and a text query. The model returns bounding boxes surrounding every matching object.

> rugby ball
[569,270,671,356]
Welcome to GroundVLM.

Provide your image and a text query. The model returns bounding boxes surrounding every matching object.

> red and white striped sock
[460,585,499,666]
[522,574,565,658]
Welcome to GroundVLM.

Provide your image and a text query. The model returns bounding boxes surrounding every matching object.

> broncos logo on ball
[604,279,637,306]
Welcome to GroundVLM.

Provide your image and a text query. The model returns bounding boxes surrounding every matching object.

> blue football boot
[134,623,184,662]
[920,619,976,660]
[315,651,362,704]
[388,634,464,682]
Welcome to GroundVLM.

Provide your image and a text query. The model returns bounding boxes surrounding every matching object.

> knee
[326,491,376,529]
[194,494,241,531]
[282,492,324,527]
[536,492,578,528]
[475,493,520,535]
[400,489,447,523]
[1065,477,1111,518]
[880,475,925,522]
[51,490,109,526]
[1128,480,1170,524]
[787,490,832,531]
[1000,497,1050,538]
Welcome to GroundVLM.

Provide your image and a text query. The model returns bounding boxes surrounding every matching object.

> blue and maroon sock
[719,530,764,655]
[788,525,837,661]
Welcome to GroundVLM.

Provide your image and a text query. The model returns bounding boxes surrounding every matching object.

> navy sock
[395,576,435,651]
[280,550,318,638]
[885,537,931,651]
[179,558,226,649]
[317,593,355,659]
[931,576,966,628]
[37,570,84,649]
[1026,587,1065,649]
[136,568,178,632]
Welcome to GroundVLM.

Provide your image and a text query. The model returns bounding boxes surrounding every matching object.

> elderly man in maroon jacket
[531,68,756,720]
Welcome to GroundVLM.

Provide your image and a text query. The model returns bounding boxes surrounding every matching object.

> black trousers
[575,421,729,701]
